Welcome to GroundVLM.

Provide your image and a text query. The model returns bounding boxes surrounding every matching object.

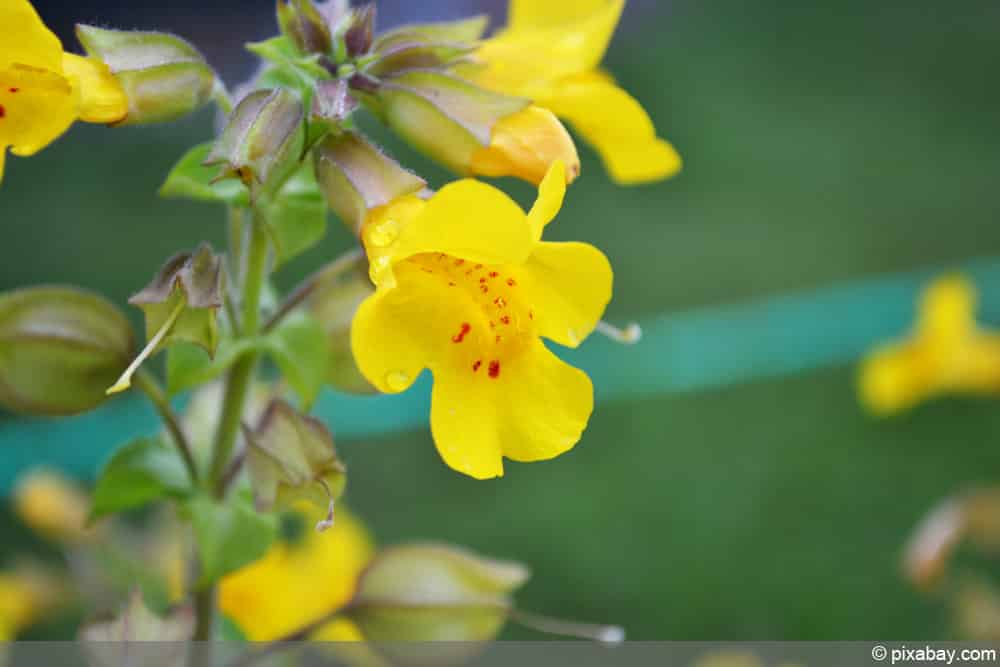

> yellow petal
[0,0,64,72]
[526,160,567,241]
[430,338,593,477]
[0,64,75,165]
[219,507,374,641]
[61,53,127,124]
[522,241,613,348]
[478,0,624,85]
[542,72,682,185]
[916,275,976,345]
[470,105,580,186]
[365,181,534,288]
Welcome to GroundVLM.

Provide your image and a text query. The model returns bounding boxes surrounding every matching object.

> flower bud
[108,244,223,394]
[344,3,376,58]
[0,286,133,416]
[314,131,425,234]
[75,25,216,125]
[303,252,376,393]
[277,0,333,55]
[243,400,346,526]
[311,79,359,125]
[205,89,306,201]
[347,543,530,646]
[371,70,579,185]
[13,469,94,544]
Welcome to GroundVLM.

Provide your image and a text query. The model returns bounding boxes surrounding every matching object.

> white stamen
[596,320,642,345]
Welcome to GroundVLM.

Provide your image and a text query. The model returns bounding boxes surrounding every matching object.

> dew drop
[368,255,391,282]
[366,218,399,248]
[385,371,411,391]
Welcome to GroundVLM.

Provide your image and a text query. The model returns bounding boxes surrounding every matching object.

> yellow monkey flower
[859,275,1000,415]
[465,0,680,185]
[352,161,612,479]
[0,0,127,181]
[218,505,374,641]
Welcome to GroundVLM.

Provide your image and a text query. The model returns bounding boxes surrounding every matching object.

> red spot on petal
[448,281,456,287]
[495,334,502,343]
[529,310,534,320]
[479,277,487,283]
[500,315,511,325]
[480,285,489,293]
[507,278,517,287]
[0,105,6,119]
[472,360,482,372]
[489,320,496,329]
[455,259,465,266]
[451,322,471,343]
[488,360,501,378]
[475,264,483,269]
[493,297,506,308]
[488,271,499,278]
[8,88,18,93]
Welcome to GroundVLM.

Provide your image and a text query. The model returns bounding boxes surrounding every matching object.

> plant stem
[133,369,199,485]
[208,214,269,494]
[193,586,216,640]
[261,246,364,334]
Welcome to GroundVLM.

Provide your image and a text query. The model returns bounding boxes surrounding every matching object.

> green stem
[133,369,199,485]
[192,586,216,642]
[208,214,269,495]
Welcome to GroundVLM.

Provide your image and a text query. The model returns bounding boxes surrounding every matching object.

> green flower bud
[301,251,376,394]
[314,131,424,234]
[370,16,489,55]
[75,25,216,125]
[108,244,224,395]
[0,287,133,416]
[243,400,346,526]
[277,0,333,56]
[347,543,530,647]
[311,79,358,124]
[205,89,306,201]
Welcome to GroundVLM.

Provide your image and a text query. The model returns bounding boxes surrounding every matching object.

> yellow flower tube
[0,0,127,181]
[465,0,680,185]
[352,161,612,479]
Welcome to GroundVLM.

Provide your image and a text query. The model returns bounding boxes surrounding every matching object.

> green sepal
[186,492,277,589]
[371,16,489,54]
[89,437,193,522]
[243,399,346,516]
[0,286,133,416]
[159,142,250,205]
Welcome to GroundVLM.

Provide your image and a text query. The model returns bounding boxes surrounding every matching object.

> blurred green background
[4,0,1000,640]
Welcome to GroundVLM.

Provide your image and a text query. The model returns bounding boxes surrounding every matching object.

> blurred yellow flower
[218,505,374,641]
[0,0,127,182]
[352,161,611,479]
[465,0,680,185]
[13,468,94,543]
[859,275,1000,415]
[470,105,580,186]
[0,565,64,640]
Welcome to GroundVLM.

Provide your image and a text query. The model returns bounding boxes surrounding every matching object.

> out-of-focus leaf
[159,143,250,205]
[264,313,329,408]
[90,438,192,521]
[188,494,276,588]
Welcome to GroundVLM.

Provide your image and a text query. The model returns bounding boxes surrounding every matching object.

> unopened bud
[371,71,578,185]
[344,4,376,57]
[205,89,306,200]
[75,25,216,125]
[314,132,425,234]
[277,0,333,55]
[348,543,529,647]
[0,286,132,416]
[243,400,347,522]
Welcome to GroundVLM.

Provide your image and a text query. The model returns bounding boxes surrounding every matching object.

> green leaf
[246,36,329,79]
[159,143,250,205]
[264,313,329,409]
[166,338,259,396]
[90,437,192,521]
[188,493,276,588]
[265,166,328,266]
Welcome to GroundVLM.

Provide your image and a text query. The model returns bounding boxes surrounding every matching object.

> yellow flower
[0,565,64,639]
[0,0,127,181]
[13,468,94,544]
[465,0,680,185]
[859,275,1000,415]
[218,505,374,641]
[352,161,612,479]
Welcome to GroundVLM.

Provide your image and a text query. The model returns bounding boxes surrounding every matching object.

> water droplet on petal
[385,371,410,391]
[369,255,391,283]
[366,218,400,248]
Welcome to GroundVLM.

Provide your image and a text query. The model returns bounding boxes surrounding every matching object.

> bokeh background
[4,0,1000,640]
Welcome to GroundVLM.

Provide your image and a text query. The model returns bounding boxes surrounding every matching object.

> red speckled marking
[500,315,511,325]
[455,259,465,266]
[451,322,471,343]
[8,88,18,93]
[480,285,489,293]
[493,296,506,308]
[0,105,6,119]
[507,278,517,287]
[488,271,499,278]
[479,277,487,283]
[488,360,501,378]
[472,360,482,372]
[529,310,534,320]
